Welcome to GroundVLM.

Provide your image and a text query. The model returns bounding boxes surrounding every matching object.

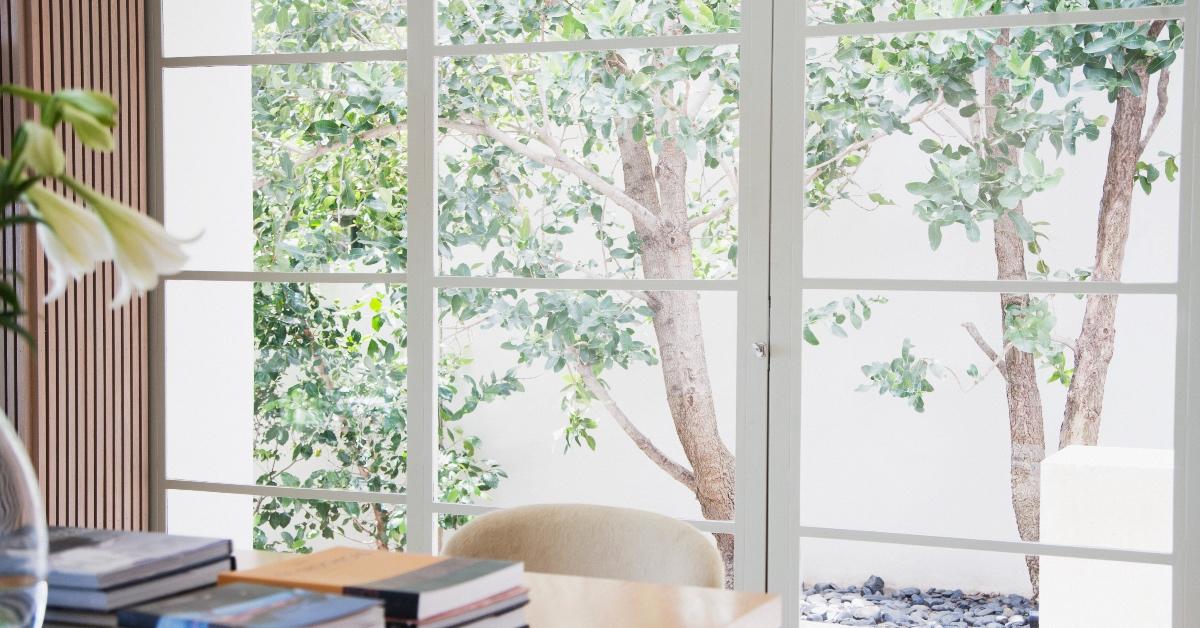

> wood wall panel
[0,0,148,531]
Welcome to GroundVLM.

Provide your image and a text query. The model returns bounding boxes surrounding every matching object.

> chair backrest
[442,503,725,588]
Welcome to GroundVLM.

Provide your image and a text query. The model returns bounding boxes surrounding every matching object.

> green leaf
[561,13,588,40]
[309,120,341,135]
[918,139,941,154]
[612,0,635,25]
[803,326,820,346]
[1008,212,1036,242]
[997,187,1023,210]
[927,223,943,250]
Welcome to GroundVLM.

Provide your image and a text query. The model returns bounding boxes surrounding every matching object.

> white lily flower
[23,185,113,301]
[72,184,188,306]
[21,121,64,176]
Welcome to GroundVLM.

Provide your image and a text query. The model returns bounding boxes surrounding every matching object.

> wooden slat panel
[0,0,148,531]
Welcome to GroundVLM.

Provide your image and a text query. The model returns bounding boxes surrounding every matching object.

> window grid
[146,0,1200,622]
[148,0,755,576]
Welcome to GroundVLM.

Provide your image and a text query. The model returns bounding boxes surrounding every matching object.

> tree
[809,0,1181,594]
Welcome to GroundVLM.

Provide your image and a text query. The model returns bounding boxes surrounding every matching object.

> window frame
[145,0,771,590]
[145,0,1200,623]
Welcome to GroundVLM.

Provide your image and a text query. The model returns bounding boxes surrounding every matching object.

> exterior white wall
[1040,446,1172,628]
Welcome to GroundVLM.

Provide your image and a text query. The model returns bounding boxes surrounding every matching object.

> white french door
[768,0,1200,626]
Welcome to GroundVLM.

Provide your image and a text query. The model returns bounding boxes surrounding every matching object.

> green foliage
[1003,297,1074,386]
[253,61,408,272]
[438,0,739,44]
[858,339,939,412]
[803,296,888,346]
[808,0,1182,413]
[252,0,407,53]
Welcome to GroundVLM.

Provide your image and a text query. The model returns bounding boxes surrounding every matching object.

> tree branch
[254,122,406,190]
[687,197,736,230]
[805,99,943,186]
[441,119,662,228]
[257,118,664,229]
[575,362,698,492]
[962,322,1007,377]
[1139,66,1170,155]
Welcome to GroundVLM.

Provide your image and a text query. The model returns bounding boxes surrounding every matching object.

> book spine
[113,610,159,628]
[342,585,419,619]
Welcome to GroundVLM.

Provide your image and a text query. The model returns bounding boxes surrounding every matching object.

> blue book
[116,583,384,628]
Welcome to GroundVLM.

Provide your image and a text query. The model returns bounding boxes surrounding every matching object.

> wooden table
[234,550,781,628]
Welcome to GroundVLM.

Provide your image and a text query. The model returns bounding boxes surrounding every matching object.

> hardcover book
[218,548,523,621]
[48,527,232,589]
[48,557,234,612]
[116,583,384,628]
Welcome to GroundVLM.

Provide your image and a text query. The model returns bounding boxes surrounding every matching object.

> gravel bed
[800,576,1038,627]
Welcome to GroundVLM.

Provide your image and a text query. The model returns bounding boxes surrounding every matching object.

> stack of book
[44,527,234,626]
[220,547,529,627]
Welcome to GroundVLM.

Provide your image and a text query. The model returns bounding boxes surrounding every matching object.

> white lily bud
[59,103,114,151]
[21,121,65,176]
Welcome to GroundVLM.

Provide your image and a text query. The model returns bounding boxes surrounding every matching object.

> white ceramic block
[1040,445,1172,628]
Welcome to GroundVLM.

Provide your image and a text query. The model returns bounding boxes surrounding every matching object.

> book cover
[116,583,383,628]
[388,587,529,628]
[219,548,522,620]
[48,557,234,612]
[48,527,232,590]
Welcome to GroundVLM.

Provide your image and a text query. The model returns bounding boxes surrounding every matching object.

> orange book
[219,548,524,621]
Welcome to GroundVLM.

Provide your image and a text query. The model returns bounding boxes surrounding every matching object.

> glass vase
[0,411,46,627]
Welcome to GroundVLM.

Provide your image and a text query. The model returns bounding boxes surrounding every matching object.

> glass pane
[437,513,478,552]
[162,0,407,57]
[438,46,739,279]
[436,289,737,523]
[799,290,1175,549]
[167,490,257,549]
[804,21,1184,282]
[166,490,405,553]
[165,282,408,493]
[807,0,1183,26]
[438,0,740,44]
[255,499,405,553]
[798,538,1171,626]
[164,62,408,272]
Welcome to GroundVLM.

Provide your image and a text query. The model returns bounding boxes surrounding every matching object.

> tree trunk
[617,122,737,585]
[1060,22,1164,448]
[985,39,1048,598]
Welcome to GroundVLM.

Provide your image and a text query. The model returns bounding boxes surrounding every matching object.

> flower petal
[75,186,189,305]
[23,185,113,302]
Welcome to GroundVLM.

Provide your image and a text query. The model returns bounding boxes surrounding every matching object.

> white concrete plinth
[1040,445,1172,628]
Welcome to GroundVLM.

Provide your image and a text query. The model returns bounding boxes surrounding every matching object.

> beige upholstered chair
[442,503,725,588]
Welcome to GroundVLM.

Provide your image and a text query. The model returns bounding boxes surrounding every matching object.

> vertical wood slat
[0,0,148,531]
